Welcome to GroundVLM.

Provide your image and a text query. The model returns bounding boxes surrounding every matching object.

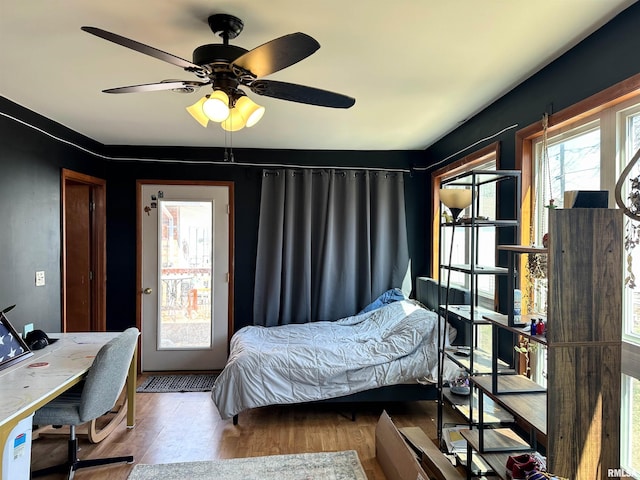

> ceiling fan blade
[232,33,320,78]
[82,26,207,74]
[249,80,355,108]
[103,80,209,94]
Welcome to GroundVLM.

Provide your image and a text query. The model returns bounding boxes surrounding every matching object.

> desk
[0,332,137,479]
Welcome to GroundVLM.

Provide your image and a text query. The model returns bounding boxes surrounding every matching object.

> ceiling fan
[82,14,355,131]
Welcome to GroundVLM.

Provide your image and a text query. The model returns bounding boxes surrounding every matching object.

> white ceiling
[0,1,636,151]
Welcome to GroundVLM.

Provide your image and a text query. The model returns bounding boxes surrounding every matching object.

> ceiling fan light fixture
[220,108,246,131]
[202,90,230,122]
[234,96,265,127]
[185,97,210,128]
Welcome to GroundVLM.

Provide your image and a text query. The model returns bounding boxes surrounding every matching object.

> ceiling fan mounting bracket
[207,14,244,43]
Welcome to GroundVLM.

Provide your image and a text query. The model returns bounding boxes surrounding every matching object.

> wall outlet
[23,323,34,338]
[35,270,45,286]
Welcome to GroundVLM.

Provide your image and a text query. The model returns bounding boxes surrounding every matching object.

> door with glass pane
[140,183,230,371]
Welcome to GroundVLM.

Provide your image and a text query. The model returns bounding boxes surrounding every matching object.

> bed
[211,277,469,422]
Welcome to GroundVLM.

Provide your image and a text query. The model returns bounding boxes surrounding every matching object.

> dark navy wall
[0,99,106,334]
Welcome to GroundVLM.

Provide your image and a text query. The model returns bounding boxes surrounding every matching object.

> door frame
[61,168,107,332]
[135,180,235,370]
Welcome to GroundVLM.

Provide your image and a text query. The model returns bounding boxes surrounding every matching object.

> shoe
[507,454,532,470]
[510,457,537,479]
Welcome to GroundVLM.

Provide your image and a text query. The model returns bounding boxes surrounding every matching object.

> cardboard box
[399,426,465,480]
[375,410,465,480]
[375,410,430,480]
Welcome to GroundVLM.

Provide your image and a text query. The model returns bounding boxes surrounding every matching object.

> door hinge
[89,270,94,281]
[89,201,96,212]
[227,204,230,215]
[226,272,230,283]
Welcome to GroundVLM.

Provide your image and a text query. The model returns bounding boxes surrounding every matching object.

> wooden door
[62,169,106,332]
[65,183,91,331]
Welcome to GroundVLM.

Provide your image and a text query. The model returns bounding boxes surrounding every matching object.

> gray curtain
[253,168,410,326]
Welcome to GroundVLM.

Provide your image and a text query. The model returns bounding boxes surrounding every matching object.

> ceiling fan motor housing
[192,44,248,67]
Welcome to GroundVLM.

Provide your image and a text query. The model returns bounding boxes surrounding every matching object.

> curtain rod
[1,111,412,173]
[263,169,402,177]
[413,123,519,171]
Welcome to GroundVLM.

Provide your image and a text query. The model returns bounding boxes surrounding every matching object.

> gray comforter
[211,299,440,419]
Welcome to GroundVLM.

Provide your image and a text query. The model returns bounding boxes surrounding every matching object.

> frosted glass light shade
[186,91,264,131]
[439,188,473,209]
[235,96,265,127]
[202,90,230,122]
[440,188,473,221]
[221,108,246,131]
[185,97,209,128]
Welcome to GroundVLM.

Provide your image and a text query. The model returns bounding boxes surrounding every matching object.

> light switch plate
[35,270,45,286]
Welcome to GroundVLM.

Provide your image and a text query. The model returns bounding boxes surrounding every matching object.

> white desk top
[0,332,119,427]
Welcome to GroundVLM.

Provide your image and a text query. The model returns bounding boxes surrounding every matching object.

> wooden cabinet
[546,208,622,478]
[461,208,623,479]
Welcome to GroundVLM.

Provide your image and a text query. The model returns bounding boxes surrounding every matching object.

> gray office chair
[32,327,140,479]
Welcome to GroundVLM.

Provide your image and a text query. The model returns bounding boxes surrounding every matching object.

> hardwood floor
[30,375,446,479]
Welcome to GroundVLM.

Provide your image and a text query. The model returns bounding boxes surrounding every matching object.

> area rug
[136,374,218,393]
[127,450,367,480]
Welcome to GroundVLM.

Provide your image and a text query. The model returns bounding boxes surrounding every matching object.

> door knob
[142,287,153,295]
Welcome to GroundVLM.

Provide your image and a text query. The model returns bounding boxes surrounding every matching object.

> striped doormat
[136,374,218,393]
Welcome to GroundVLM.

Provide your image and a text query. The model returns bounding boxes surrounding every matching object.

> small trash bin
[2,414,33,480]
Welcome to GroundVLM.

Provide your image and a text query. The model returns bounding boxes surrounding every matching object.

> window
[621,105,640,343]
[531,101,640,341]
[441,169,496,302]
[520,74,640,475]
[432,144,498,307]
[530,120,602,316]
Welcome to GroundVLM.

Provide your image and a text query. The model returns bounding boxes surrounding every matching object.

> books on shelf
[442,426,492,474]
[442,425,468,454]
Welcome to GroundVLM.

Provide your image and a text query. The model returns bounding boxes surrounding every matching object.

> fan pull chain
[223,124,229,161]
[222,109,234,162]
[229,115,235,162]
